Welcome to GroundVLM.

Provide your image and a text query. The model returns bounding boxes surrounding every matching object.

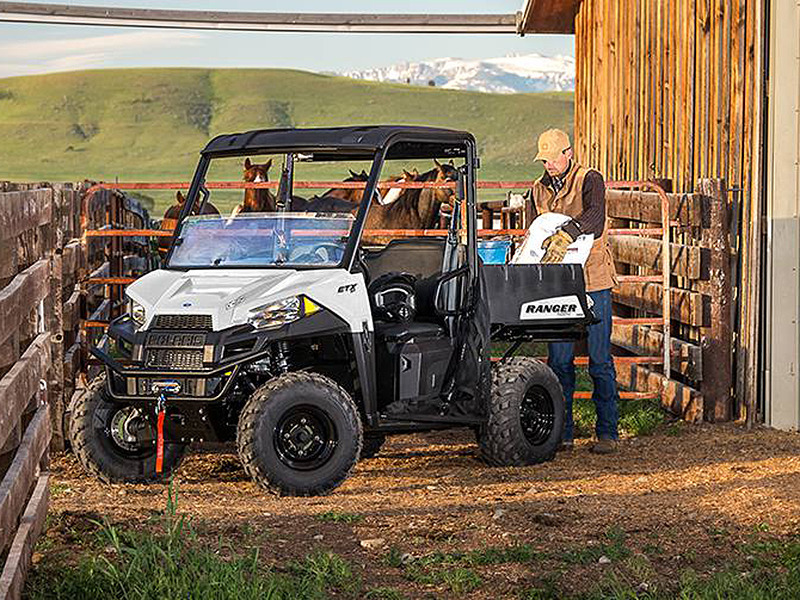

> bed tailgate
[483,263,595,342]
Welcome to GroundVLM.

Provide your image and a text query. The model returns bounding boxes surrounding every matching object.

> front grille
[144,348,204,369]
[152,314,212,330]
[146,332,206,348]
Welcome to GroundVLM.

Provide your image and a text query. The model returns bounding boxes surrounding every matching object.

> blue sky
[0,0,573,78]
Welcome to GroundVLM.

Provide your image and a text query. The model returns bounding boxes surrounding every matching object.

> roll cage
[168,125,480,282]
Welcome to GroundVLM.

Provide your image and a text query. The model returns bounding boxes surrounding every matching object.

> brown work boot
[590,438,617,454]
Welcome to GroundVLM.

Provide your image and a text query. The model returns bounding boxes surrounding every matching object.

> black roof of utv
[201,125,474,161]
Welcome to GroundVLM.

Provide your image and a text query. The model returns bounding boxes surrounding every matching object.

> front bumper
[94,309,351,402]
[92,315,266,402]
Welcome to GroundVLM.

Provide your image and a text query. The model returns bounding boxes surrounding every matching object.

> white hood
[126,268,371,332]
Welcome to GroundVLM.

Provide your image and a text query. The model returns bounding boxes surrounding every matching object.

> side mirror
[433,265,470,317]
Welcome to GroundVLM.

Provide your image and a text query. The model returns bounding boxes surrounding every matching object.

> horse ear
[433,158,444,172]
[176,191,185,204]
[412,167,419,176]
[264,159,272,172]
[244,158,252,170]
[360,170,368,178]
[448,159,454,166]
[349,169,359,178]
[402,169,414,179]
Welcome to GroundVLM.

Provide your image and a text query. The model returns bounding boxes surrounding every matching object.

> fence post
[698,178,733,421]
[47,186,66,451]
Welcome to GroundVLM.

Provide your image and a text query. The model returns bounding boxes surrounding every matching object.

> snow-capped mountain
[341,53,575,94]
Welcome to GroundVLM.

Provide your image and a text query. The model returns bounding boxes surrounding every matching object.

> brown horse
[363,160,457,231]
[230,158,276,218]
[296,170,408,213]
[306,169,418,211]
[158,191,220,253]
[321,169,369,203]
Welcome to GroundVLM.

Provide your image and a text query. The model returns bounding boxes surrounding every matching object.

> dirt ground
[40,423,800,598]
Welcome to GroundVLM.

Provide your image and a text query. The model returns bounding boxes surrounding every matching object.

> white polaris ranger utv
[72,126,593,496]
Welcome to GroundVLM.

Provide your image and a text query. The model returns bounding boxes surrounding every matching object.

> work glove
[541,228,575,264]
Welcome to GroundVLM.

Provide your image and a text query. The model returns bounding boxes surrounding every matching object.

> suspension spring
[275,341,291,373]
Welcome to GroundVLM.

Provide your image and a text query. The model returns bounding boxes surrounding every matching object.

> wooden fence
[484,179,731,422]
[0,181,149,599]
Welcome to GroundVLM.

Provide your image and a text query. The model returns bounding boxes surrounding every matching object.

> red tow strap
[156,396,166,474]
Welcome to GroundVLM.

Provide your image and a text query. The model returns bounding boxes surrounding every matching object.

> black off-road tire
[479,357,564,466]
[360,434,386,459]
[68,374,187,483]
[236,372,362,496]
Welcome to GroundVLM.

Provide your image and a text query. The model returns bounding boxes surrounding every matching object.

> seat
[360,238,446,284]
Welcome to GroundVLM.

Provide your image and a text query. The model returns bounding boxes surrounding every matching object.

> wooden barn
[519,0,800,430]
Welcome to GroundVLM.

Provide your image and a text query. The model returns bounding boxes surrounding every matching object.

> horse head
[241,158,276,212]
[418,159,458,226]
[377,168,418,206]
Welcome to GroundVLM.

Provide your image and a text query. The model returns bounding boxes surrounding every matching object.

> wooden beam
[0,406,49,557]
[0,473,49,600]
[612,323,703,381]
[617,362,703,422]
[606,189,702,225]
[60,240,84,294]
[0,260,49,352]
[0,335,50,453]
[611,235,705,279]
[518,0,581,33]
[0,190,53,281]
[0,2,517,33]
[62,290,83,337]
[613,282,707,327]
[698,178,733,421]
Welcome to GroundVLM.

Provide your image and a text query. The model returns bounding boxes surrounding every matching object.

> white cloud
[0,30,204,78]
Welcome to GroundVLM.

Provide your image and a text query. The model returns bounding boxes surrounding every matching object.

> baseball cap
[534,129,571,162]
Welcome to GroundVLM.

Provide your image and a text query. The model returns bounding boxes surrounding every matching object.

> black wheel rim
[273,404,338,470]
[519,385,556,446]
[102,405,156,457]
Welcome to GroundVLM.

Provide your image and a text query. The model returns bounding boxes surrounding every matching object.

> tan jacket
[531,162,617,292]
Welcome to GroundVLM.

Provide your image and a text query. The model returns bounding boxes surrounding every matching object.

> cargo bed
[483,263,594,342]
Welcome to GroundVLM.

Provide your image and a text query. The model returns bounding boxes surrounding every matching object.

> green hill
[0,68,572,211]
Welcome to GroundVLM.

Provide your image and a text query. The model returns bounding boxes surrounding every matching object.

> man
[531,128,619,454]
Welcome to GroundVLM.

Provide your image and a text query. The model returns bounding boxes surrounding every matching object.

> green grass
[26,482,361,600]
[29,490,800,600]
[572,366,667,438]
[558,527,632,565]
[574,396,666,438]
[0,67,573,212]
[316,510,363,524]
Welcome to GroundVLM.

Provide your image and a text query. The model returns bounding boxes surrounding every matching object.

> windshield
[167,213,354,268]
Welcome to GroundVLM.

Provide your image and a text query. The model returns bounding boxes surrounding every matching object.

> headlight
[247,296,320,331]
[129,298,146,328]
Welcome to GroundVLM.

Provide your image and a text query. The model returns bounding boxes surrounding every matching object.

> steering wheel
[311,242,344,262]
[295,243,343,264]
[368,272,417,323]
[288,242,343,265]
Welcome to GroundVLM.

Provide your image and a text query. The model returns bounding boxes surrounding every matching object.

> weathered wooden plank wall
[575,0,759,194]
[0,181,148,599]
[573,0,763,421]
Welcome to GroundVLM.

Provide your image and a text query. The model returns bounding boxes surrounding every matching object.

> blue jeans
[548,288,620,441]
